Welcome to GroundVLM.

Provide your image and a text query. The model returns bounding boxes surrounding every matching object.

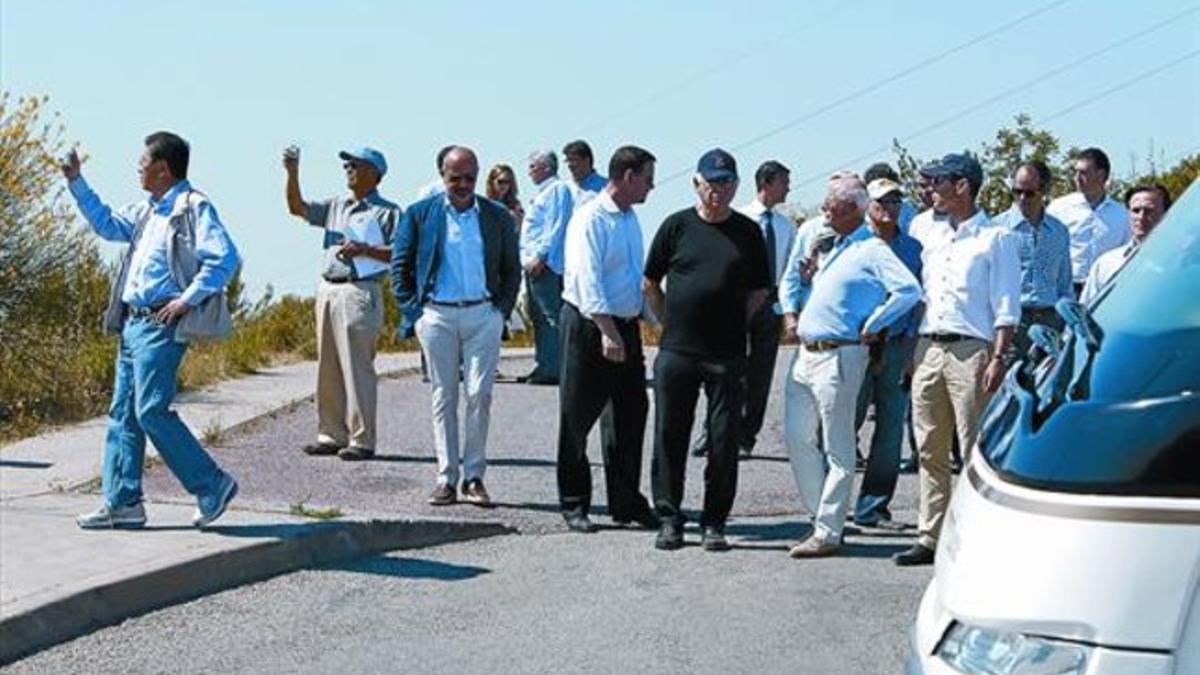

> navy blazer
[390,193,520,338]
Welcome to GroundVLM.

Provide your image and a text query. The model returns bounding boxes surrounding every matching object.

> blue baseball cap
[697,148,738,182]
[921,152,982,190]
[339,146,388,177]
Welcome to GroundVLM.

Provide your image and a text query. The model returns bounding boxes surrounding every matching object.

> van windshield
[978,183,1200,498]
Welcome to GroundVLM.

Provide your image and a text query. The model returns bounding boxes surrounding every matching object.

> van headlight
[936,622,1088,674]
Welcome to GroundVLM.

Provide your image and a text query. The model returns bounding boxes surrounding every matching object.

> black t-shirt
[644,207,771,358]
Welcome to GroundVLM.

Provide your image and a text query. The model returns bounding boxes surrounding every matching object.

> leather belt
[924,333,978,343]
[126,303,167,318]
[430,298,489,308]
[802,339,860,352]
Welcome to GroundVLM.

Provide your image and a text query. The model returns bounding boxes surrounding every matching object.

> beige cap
[867,178,903,201]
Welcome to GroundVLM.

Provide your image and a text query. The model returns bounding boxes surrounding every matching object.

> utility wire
[574,0,862,136]
[793,6,1200,188]
[657,0,1075,184]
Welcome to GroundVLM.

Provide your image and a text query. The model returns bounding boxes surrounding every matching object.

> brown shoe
[427,483,457,506]
[789,535,840,559]
[461,478,492,507]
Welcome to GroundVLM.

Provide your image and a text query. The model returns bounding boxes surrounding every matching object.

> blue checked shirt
[69,176,240,309]
[993,207,1073,309]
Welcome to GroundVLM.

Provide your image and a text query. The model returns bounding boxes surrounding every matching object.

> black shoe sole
[302,445,342,456]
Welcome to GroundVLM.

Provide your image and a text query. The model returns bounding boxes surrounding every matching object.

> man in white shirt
[894,153,1021,567]
[1046,147,1131,296]
[557,146,658,533]
[1080,184,1171,304]
[519,149,575,385]
[693,161,795,459]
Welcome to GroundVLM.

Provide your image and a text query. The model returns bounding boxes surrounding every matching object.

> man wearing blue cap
[284,145,402,461]
[894,152,1021,566]
[643,148,771,552]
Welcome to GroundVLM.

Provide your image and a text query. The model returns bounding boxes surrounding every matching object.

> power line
[793,6,1200,188]
[657,0,1075,184]
[1039,49,1200,125]
[573,0,863,136]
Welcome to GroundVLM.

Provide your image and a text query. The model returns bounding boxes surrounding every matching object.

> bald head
[440,146,480,209]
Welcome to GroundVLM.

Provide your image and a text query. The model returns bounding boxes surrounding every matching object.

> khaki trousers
[315,279,383,450]
[911,337,992,549]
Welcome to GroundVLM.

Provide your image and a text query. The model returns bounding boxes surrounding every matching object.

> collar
[535,175,559,193]
[149,180,191,215]
[348,189,382,207]
[1002,206,1049,230]
[951,207,988,235]
[597,191,623,215]
[443,193,479,215]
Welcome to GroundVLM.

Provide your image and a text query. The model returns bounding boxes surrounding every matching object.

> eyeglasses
[1011,188,1040,198]
[875,195,903,205]
[342,161,362,171]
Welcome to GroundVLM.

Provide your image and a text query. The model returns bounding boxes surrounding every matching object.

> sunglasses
[343,160,363,171]
[1011,188,1040,198]
[876,195,903,205]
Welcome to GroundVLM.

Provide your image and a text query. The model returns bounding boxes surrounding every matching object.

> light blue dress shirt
[519,176,575,274]
[569,171,608,206]
[431,197,489,303]
[779,215,871,314]
[69,176,240,309]
[562,192,644,318]
[794,235,922,342]
[992,206,1073,309]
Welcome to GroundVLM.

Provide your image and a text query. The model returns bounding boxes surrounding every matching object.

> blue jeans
[103,316,223,508]
[853,336,914,523]
[526,270,563,380]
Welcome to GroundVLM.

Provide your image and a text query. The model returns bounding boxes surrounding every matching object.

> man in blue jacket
[391,146,520,507]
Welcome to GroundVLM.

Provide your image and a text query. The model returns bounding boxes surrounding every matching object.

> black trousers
[652,349,744,528]
[556,303,652,520]
[694,304,780,451]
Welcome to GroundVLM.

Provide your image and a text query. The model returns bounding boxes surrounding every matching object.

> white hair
[528,149,558,174]
[827,176,868,212]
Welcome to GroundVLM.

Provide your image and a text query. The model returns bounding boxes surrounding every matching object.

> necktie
[762,210,777,284]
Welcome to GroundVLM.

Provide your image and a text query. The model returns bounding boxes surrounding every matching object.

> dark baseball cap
[697,148,738,182]
[921,153,982,189]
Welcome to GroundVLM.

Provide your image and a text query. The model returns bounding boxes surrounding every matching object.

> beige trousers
[315,279,383,450]
[911,337,992,549]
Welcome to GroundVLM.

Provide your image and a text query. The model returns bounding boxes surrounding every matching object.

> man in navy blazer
[391,146,520,507]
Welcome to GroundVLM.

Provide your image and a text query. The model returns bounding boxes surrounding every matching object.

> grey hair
[529,149,558,174]
[827,176,869,212]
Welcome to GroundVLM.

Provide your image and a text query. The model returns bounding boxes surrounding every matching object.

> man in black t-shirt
[643,148,771,552]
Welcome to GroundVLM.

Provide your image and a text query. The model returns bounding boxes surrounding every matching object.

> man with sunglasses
[392,146,520,507]
[992,160,1072,357]
[894,153,1021,567]
[643,149,771,552]
[285,146,401,462]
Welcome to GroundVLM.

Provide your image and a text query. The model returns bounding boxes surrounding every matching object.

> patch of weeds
[200,418,225,446]
[289,497,344,521]
[142,454,164,470]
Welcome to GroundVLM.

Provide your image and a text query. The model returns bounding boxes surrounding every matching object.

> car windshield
[979,181,1200,498]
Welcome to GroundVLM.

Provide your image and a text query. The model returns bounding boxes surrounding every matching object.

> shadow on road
[332,555,490,581]
[369,454,556,468]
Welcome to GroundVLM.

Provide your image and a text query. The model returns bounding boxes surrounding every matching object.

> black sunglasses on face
[1011,188,1040,198]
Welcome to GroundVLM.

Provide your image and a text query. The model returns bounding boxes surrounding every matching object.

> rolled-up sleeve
[990,230,1022,328]
[181,201,241,306]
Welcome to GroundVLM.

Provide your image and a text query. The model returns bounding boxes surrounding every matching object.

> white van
[906,180,1200,675]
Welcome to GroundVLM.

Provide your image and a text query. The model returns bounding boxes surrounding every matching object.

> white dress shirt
[1046,192,1131,283]
[738,199,796,286]
[911,208,1021,342]
[1079,241,1136,304]
[562,191,644,319]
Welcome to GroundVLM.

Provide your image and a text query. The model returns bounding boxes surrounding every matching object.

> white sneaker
[77,502,147,530]
[192,473,239,528]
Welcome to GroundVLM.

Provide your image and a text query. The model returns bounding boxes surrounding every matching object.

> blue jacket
[390,194,520,338]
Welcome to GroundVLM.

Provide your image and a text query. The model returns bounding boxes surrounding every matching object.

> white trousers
[784,344,870,542]
[415,303,504,487]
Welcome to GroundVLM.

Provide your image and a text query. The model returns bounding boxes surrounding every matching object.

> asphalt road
[15,348,934,674]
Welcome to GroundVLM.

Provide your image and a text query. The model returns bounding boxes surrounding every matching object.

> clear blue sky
[3,0,1198,298]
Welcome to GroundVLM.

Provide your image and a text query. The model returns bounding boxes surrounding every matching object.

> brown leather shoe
[788,535,840,558]
[427,483,457,506]
[461,478,492,507]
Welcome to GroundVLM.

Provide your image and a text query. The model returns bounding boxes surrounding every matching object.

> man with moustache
[391,146,520,507]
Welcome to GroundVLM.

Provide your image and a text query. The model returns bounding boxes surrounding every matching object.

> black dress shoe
[301,442,342,456]
[655,522,684,550]
[892,543,935,566]
[525,374,559,386]
[564,513,597,533]
[614,510,661,530]
[701,526,730,552]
